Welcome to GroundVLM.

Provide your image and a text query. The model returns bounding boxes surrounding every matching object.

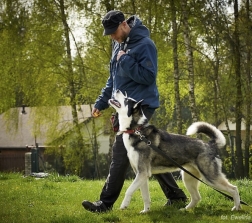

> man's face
[110,22,128,43]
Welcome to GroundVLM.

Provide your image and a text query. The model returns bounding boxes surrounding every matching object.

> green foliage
[223,147,234,178]
[250,150,252,177]
[63,137,91,176]
[0,0,251,178]
[0,173,252,223]
[0,172,22,180]
[47,173,81,182]
[223,146,252,179]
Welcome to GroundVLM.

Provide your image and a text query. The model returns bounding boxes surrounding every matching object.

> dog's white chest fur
[122,133,131,150]
[122,133,139,170]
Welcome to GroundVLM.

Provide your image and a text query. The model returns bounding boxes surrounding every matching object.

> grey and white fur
[108,90,241,213]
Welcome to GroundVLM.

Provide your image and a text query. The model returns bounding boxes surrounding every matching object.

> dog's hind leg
[206,173,241,211]
[182,168,201,209]
[120,172,149,211]
[139,180,151,213]
[198,157,241,211]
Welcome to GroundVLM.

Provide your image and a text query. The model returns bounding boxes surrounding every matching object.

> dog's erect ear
[133,99,144,109]
[124,91,127,98]
[127,99,144,117]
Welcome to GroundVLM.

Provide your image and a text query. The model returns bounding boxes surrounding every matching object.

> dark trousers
[100,134,187,208]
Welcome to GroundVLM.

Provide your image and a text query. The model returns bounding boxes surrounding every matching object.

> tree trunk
[92,115,101,179]
[181,0,198,123]
[213,63,219,127]
[131,0,136,14]
[234,0,244,178]
[171,0,182,134]
[244,0,251,178]
[58,0,85,173]
[59,0,77,125]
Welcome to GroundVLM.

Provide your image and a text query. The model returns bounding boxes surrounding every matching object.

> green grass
[0,172,251,223]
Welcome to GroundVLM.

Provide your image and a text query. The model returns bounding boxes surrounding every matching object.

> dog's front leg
[140,179,151,213]
[120,173,147,211]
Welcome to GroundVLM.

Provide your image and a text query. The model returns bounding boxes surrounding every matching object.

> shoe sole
[82,201,108,213]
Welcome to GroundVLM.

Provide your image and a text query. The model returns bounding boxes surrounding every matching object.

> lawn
[0,173,251,223]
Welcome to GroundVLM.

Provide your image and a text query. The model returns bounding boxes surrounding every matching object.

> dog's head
[108,90,148,131]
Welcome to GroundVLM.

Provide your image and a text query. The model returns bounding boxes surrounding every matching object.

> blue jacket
[94,15,160,111]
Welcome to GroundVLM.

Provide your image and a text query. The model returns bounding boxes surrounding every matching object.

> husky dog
[108,90,241,213]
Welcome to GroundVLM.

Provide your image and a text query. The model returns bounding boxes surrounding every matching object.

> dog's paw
[140,209,149,214]
[120,205,127,210]
[179,208,187,212]
[231,205,241,211]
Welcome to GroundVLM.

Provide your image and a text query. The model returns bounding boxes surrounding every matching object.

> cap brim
[103,26,119,36]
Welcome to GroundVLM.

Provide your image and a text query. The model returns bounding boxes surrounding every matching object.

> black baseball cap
[102,10,125,35]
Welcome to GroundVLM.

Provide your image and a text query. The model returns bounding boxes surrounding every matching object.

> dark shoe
[164,198,187,208]
[82,200,109,213]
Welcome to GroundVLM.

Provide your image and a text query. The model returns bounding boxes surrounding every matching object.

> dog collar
[123,126,143,134]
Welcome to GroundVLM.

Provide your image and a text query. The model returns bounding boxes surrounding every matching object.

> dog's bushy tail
[186,122,226,149]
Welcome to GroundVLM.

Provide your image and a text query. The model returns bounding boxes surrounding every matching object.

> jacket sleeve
[94,73,113,111]
[118,41,157,85]
[94,41,118,111]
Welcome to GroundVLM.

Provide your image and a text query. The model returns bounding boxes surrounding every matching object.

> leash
[133,130,250,207]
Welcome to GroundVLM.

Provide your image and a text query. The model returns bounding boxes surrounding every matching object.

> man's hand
[92,108,101,117]
[117,50,126,61]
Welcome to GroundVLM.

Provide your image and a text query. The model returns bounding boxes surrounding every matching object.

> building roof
[218,119,252,131]
[0,105,93,147]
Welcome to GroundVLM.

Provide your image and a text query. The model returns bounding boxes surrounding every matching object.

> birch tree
[171,0,182,133]
[181,0,198,123]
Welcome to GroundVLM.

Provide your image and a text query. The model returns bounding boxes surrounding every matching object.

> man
[82,10,187,213]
